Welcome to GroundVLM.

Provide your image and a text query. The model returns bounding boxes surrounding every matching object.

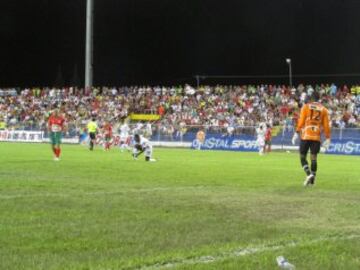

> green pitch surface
[1,143,359,270]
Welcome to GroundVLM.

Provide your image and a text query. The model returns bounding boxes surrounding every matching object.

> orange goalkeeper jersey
[296,102,331,141]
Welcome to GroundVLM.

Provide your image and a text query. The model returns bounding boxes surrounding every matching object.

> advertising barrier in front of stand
[325,139,360,156]
[1,127,359,156]
[191,135,259,152]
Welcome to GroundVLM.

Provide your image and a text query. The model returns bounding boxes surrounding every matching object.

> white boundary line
[137,234,360,270]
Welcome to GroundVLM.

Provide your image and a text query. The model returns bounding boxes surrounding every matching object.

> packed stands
[0,84,359,138]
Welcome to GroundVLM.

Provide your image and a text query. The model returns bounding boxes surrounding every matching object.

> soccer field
[0,143,359,270]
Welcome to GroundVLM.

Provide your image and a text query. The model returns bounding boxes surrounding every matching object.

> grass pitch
[0,143,359,270]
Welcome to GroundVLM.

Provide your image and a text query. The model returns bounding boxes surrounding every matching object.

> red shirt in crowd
[158,105,165,116]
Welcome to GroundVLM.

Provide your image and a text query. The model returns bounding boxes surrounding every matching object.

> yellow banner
[271,126,281,136]
[130,114,161,121]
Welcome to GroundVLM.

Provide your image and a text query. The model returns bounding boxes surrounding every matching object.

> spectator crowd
[0,84,359,137]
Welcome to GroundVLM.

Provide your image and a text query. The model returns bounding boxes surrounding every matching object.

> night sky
[1,0,360,87]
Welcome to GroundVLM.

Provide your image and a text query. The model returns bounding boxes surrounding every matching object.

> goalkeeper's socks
[311,160,317,175]
[302,165,311,176]
[301,157,311,176]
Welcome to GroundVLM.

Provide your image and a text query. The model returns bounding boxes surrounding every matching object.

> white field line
[0,186,207,199]
[137,234,360,270]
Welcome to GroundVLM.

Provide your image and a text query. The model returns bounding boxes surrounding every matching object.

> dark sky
[1,0,360,87]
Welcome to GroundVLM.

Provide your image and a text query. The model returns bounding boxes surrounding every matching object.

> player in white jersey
[256,122,266,155]
[132,134,156,162]
[119,122,131,152]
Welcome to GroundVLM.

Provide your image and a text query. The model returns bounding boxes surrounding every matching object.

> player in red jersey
[48,109,66,161]
[103,121,113,151]
[264,124,272,153]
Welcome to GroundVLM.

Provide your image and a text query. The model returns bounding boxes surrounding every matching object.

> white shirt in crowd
[120,123,130,137]
[145,123,152,135]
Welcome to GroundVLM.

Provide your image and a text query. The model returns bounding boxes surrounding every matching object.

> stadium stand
[0,84,359,141]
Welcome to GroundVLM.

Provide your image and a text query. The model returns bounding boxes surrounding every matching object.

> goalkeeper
[132,134,156,162]
[292,92,331,186]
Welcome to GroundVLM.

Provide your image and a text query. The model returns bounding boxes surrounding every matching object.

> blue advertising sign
[326,139,360,156]
[191,135,258,152]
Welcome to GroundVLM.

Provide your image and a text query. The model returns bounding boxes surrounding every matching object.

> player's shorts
[50,132,62,145]
[265,140,271,145]
[104,136,111,142]
[89,132,96,140]
[257,138,265,147]
[299,140,320,155]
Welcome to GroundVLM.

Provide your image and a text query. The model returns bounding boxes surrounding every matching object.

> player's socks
[311,160,317,175]
[301,157,311,176]
[303,166,311,176]
[302,165,311,176]
[54,148,59,158]
[57,147,61,157]
[145,156,150,161]
[310,160,317,184]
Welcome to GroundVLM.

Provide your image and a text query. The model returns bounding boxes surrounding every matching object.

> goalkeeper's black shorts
[300,140,320,155]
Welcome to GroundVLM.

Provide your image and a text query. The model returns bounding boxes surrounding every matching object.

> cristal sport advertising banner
[191,135,258,152]
[191,134,360,156]
[325,139,360,156]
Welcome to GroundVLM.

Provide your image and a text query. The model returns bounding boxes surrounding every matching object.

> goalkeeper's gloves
[322,138,331,150]
[291,133,299,145]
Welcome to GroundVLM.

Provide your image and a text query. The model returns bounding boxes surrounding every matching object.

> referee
[87,117,98,151]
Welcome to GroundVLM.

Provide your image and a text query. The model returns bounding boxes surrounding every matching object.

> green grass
[0,142,359,270]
